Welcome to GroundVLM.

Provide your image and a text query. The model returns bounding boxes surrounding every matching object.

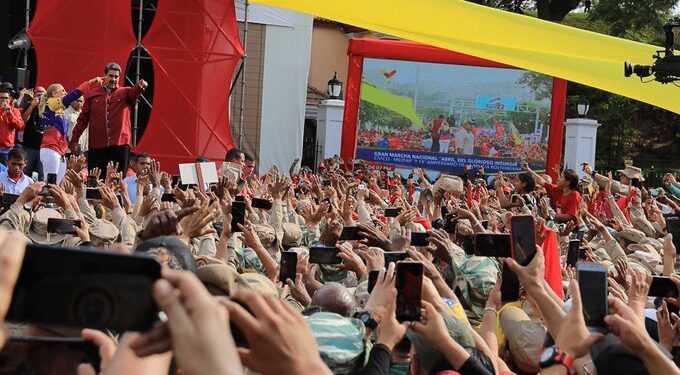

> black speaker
[0,67,30,90]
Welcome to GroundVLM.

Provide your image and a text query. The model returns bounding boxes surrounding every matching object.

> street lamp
[576,96,590,117]
[327,72,343,99]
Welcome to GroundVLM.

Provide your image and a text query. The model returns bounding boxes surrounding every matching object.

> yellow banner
[360,82,424,127]
[252,0,679,114]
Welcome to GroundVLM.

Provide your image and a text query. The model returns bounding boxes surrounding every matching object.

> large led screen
[356,58,554,173]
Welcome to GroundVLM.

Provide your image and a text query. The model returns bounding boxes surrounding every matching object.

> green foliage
[589,0,677,38]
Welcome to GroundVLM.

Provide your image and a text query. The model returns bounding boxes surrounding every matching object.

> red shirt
[72,84,144,149]
[0,107,24,149]
[544,182,581,219]
[41,127,68,155]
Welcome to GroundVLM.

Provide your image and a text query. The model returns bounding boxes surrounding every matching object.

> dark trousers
[22,146,43,181]
[87,145,130,174]
[431,138,440,153]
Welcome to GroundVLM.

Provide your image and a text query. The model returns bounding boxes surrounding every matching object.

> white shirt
[64,107,88,151]
[0,172,35,195]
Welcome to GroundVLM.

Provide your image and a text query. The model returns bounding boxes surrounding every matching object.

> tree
[467,0,583,22]
[589,0,677,37]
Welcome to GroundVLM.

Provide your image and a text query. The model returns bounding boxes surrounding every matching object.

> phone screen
[160,193,175,202]
[500,262,520,302]
[577,263,608,331]
[46,218,80,235]
[566,239,580,267]
[1,193,19,207]
[171,175,180,187]
[231,201,246,232]
[410,232,429,247]
[396,262,423,322]
[0,337,100,375]
[46,173,57,185]
[278,251,298,283]
[339,226,360,241]
[308,246,342,264]
[367,270,380,293]
[251,198,273,210]
[459,235,475,256]
[87,176,97,189]
[649,276,680,298]
[384,251,408,265]
[667,218,680,253]
[8,244,161,331]
[510,215,536,266]
[85,188,102,200]
[385,208,402,218]
[474,234,511,257]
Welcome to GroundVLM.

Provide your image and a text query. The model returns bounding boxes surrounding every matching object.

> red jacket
[0,107,24,149]
[72,84,144,149]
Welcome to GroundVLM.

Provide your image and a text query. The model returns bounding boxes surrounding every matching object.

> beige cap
[282,222,302,247]
[89,219,120,246]
[28,208,67,245]
[617,166,644,181]
[253,223,277,248]
[499,306,545,373]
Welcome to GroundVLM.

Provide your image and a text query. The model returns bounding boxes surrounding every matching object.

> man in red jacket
[0,87,24,166]
[70,62,148,173]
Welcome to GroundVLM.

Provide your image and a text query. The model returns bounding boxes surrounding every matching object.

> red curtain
[28,0,136,90]
[135,0,244,171]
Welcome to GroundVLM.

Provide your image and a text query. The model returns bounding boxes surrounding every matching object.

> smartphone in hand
[395,262,423,322]
[7,244,161,331]
[384,208,402,218]
[648,276,680,298]
[231,201,246,232]
[410,232,429,247]
[566,239,580,267]
[278,251,298,283]
[500,262,520,302]
[473,233,511,257]
[251,198,273,210]
[577,263,608,333]
[46,218,81,235]
[308,246,342,264]
[510,215,536,266]
[339,226,360,241]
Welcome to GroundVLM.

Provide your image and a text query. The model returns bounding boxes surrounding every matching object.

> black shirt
[19,98,44,149]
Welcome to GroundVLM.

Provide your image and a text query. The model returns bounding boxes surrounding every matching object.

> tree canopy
[468,0,680,182]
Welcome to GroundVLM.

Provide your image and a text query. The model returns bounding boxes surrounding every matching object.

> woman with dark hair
[496,171,537,213]
[522,163,581,223]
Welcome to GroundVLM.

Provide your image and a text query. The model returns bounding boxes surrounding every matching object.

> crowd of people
[1,66,680,375]
[358,116,547,164]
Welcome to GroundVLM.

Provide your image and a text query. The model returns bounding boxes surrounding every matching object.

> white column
[563,118,600,178]
[316,99,345,164]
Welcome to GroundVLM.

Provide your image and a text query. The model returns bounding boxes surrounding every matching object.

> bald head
[311,282,357,317]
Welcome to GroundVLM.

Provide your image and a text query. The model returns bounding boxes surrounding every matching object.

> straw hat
[28,208,67,245]
[617,166,644,181]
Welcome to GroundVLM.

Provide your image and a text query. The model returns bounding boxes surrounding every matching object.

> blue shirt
[124,175,163,204]
[0,171,35,194]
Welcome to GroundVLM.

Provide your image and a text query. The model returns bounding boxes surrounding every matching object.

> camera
[624,19,680,83]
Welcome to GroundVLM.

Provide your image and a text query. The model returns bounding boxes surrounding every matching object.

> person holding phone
[523,163,581,223]
[0,86,24,166]
[18,86,45,181]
